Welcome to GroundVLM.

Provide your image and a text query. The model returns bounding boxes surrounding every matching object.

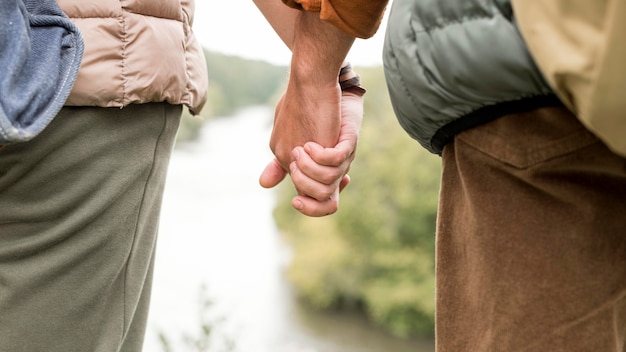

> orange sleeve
[282,0,388,39]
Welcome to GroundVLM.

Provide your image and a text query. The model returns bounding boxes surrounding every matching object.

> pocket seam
[457,128,599,169]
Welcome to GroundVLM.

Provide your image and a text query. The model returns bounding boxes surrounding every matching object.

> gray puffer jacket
[383,0,561,155]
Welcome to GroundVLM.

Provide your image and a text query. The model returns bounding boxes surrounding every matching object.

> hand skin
[253,1,360,216]
[260,89,364,216]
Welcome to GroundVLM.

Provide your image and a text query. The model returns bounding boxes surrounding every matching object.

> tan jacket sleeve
[514,0,626,157]
[282,0,388,39]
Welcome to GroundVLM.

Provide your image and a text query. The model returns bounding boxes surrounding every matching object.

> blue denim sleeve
[0,0,84,144]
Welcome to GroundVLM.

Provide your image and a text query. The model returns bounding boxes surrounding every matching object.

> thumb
[259,158,288,189]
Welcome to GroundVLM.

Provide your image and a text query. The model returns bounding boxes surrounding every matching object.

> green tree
[204,50,287,117]
[177,50,288,144]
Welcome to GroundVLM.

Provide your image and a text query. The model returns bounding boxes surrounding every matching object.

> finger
[292,146,347,186]
[290,161,340,201]
[259,158,288,189]
[291,191,340,217]
[303,142,353,167]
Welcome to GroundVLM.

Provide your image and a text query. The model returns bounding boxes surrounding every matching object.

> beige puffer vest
[57,0,208,115]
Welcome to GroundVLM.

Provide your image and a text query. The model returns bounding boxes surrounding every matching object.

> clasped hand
[259,82,363,217]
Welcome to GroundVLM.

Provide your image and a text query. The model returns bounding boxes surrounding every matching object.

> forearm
[253,0,299,49]
[290,10,355,93]
[253,0,355,80]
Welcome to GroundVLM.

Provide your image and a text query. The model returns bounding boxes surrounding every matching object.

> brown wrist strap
[339,62,366,96]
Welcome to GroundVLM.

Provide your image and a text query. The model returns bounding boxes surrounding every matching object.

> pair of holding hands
[259,80,364,217]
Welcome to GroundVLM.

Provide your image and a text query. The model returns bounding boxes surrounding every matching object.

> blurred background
[145,1,441,351]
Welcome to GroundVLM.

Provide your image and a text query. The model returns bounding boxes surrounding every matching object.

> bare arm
[254,0,355,154]
[253,0,297,49]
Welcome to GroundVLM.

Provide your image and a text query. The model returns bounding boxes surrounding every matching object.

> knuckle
[330,153,348,166]
[314,188,334,201]
[320,170,342,185]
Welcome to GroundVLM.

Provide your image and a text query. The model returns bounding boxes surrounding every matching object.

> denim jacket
[0,0,84,145]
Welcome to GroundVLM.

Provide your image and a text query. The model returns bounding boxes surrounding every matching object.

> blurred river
[144,106,435,352]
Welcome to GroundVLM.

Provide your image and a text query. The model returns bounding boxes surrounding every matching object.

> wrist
[290,55,341,90]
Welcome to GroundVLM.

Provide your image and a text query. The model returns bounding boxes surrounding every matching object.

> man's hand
[268,75,342,174]
[253,8,359,217]
[257,80,341,192]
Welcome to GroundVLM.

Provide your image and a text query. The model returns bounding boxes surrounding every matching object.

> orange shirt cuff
[282,0,388,39]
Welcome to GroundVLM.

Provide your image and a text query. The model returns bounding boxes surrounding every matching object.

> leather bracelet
[339,62,366,96]
[339,62,354,77]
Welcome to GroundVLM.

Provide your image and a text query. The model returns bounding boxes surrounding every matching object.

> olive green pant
[0,103,181,352]
[437,106,626,351]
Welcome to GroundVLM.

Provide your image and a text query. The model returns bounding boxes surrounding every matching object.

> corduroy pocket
[455,106,600,169]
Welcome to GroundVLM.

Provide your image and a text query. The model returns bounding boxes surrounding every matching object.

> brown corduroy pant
[0,103,181,352]
[436,106,626,351]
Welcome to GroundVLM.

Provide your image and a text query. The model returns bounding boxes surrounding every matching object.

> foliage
[176,50,287,144]
[203,50,287,118]
[158,285,236,352]
[273,66,442,338]
[176,108,206,143]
